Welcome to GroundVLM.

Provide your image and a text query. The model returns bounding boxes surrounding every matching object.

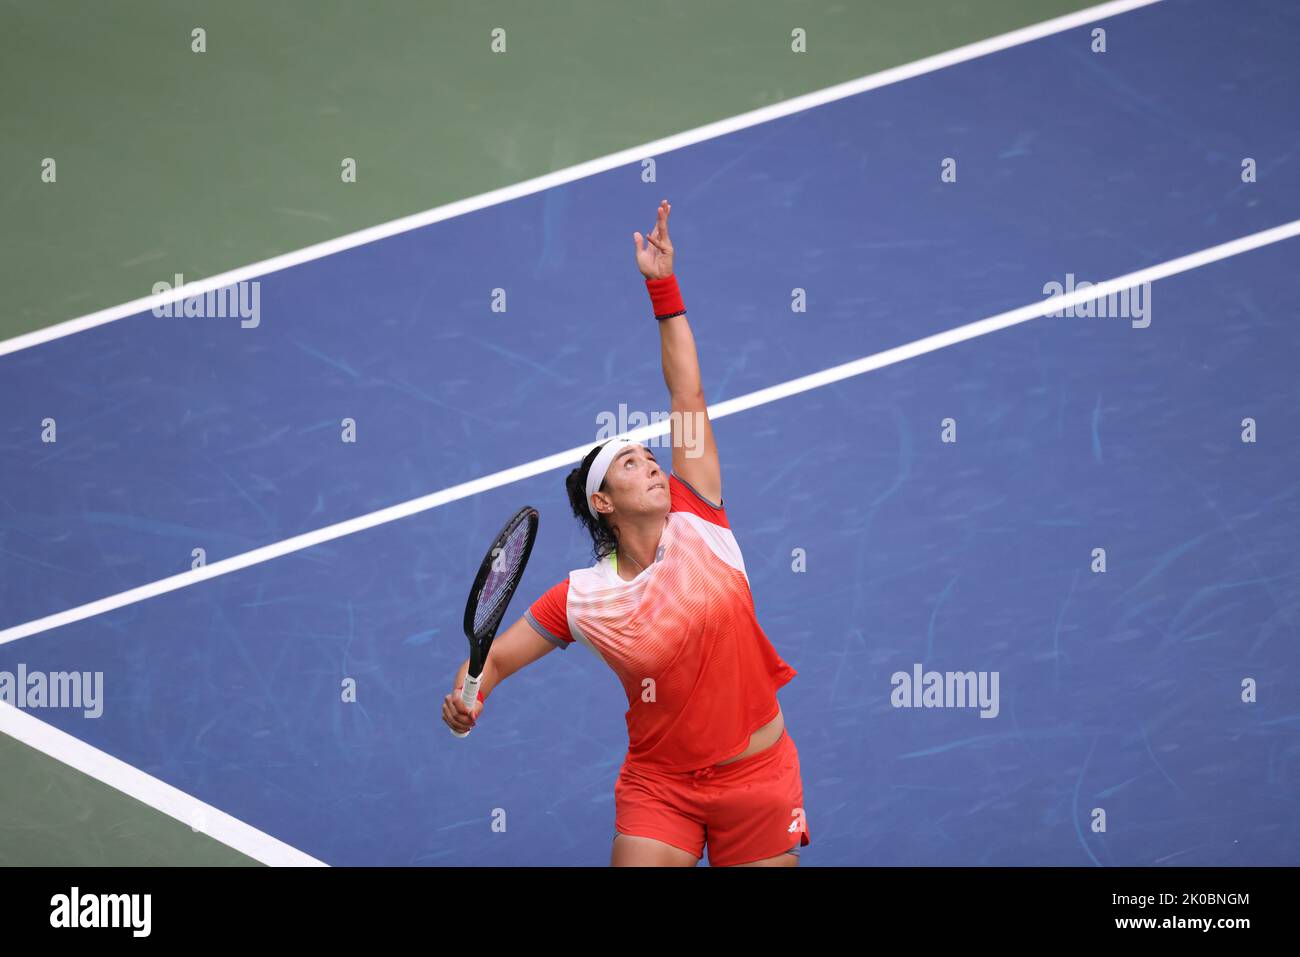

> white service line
[0,0,1161,359]
[0,701,327,866]
[4,217,1297,648]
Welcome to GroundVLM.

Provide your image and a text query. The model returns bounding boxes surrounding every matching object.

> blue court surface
[2,0,1298,865]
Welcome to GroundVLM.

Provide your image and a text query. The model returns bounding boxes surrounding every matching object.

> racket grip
[449,672,484,739]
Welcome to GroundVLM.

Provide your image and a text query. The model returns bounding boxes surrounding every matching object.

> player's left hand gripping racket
[450,505,540,738]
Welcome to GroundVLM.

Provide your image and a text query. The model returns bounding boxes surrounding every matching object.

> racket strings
[473,519,531,634]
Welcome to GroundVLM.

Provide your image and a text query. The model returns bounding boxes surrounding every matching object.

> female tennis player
[443,199,809,867]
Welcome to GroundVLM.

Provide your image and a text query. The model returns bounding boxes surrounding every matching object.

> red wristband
[477,690,485,703]
[646,275,686,320]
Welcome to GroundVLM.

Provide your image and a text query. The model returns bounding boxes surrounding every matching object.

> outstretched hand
[633,199,675,279]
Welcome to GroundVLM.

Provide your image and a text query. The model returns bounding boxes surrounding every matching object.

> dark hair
[566,442,619,562]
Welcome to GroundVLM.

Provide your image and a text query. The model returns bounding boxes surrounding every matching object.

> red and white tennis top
[526,471,797,772]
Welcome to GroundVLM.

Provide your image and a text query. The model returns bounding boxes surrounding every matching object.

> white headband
[586,438,641,518]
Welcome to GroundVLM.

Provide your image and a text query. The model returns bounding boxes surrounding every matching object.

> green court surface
[0,732,256,866]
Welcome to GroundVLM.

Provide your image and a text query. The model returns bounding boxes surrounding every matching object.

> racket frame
[450,506,539,738]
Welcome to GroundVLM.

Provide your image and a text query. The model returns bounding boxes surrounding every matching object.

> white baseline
[0,701,326,866]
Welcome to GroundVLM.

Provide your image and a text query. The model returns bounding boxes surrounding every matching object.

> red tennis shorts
[614,727,811,866]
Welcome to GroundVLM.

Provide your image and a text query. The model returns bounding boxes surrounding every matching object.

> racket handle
[449,672,483,739]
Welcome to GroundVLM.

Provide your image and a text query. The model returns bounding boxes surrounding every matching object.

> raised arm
[634,199,722,505]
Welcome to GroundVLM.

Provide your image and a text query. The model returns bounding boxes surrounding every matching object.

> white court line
[0,0,1161,360]
[4,217,1298,648]
[0,701,327,866]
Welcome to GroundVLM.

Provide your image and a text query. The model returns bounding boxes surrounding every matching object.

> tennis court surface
[2,0,1297,865]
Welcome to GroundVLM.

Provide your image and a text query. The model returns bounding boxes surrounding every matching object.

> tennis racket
[450,505,540,738]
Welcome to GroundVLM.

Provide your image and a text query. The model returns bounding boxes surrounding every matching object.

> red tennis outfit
[525,471,811,864]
